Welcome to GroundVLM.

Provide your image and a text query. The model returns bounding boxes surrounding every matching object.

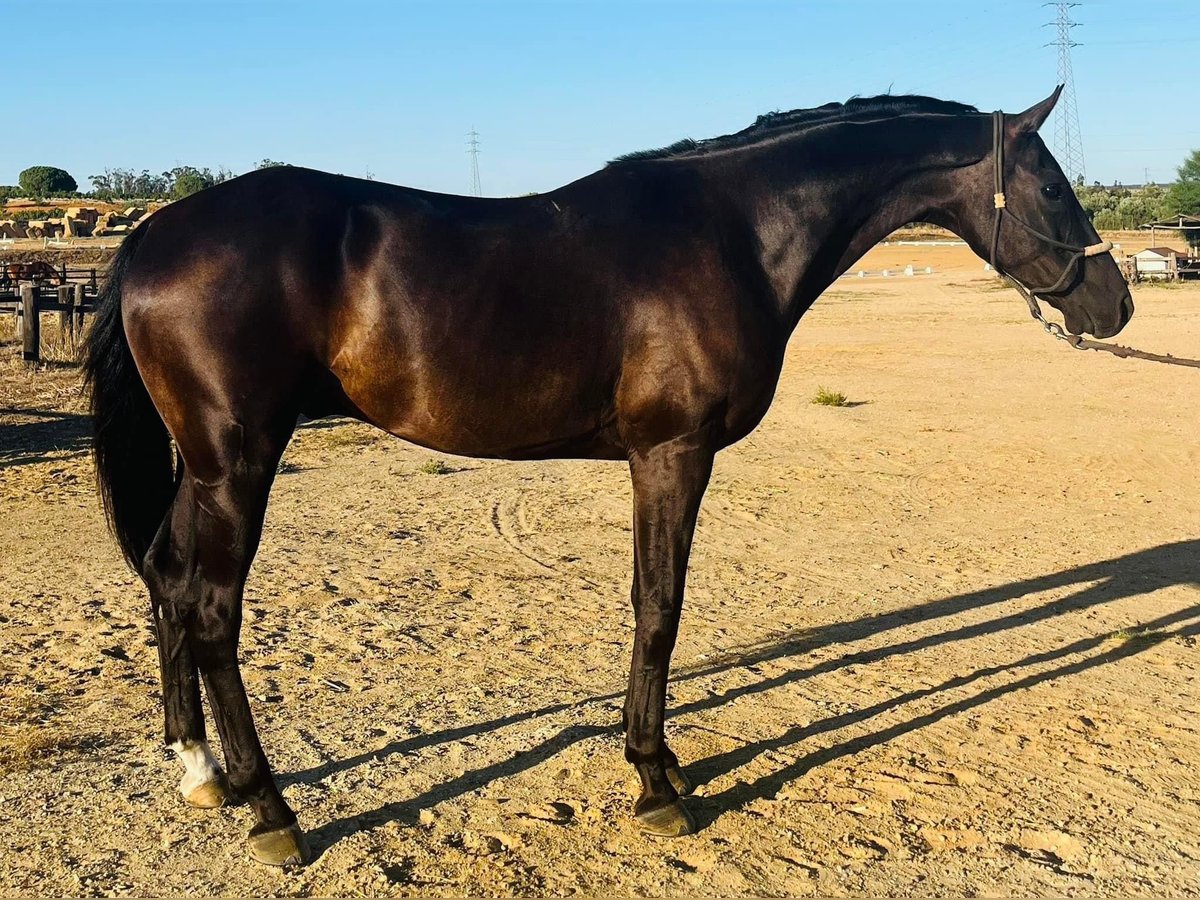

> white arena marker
[925,266,933,274]
[904,265,914,276]
[882,268,890,277]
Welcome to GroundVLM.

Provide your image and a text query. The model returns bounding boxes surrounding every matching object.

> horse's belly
[334,346,622,460]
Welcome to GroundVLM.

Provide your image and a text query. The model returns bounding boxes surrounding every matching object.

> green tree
[17,165,77,197]
[255,159,290,169]
[166,166,233,199]
[1164,149,1200,250]
[89,168,170,200]
[1165,149,1200,215]
[171,172,209,199]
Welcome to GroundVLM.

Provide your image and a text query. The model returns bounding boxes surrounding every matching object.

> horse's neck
[730,117,986,329]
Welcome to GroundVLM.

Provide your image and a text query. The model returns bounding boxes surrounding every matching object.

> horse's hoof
[635,800,696,838]
[247,824,309,867]
[183,777,229,809]
[666,765,693,796]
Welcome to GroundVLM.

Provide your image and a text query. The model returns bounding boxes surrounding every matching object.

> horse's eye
[1042,184,1063,201]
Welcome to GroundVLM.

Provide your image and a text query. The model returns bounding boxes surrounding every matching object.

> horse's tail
[82,225,176,573]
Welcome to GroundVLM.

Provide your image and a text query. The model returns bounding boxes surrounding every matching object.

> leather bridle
[988,110,1114,333]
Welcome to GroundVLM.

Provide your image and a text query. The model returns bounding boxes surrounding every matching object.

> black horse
[83,87,1132,865]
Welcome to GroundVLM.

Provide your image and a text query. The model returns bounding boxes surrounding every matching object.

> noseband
[988,110,1113,336]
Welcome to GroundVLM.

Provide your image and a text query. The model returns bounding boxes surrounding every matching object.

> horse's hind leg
[145,509,229,809]
[150,414,306,865]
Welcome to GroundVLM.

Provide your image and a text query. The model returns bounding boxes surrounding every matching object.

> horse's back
[119,168,635,457]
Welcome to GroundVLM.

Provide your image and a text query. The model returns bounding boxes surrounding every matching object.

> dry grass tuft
[811,386,850,407]
[316,424,385,450]
[1108,627,1170,646]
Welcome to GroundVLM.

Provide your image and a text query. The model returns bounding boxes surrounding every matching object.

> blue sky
[4,0,1196,195]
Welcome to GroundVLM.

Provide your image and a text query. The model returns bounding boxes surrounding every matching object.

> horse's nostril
[1121,293,1135,324]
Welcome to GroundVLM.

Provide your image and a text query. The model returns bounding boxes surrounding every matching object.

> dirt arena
[1,242,1198,897]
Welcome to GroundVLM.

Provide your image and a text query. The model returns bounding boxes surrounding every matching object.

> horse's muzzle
[1091,292,1134,339]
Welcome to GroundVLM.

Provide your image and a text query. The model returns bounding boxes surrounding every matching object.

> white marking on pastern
[169,739,224,796]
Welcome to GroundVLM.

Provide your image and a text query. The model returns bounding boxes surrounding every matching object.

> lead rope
[990,110,1200,369]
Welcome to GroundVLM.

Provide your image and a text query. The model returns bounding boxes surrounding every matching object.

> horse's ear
[1007,85,1063,136]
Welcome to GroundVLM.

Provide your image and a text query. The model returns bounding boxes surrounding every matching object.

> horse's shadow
[288,540,1200,855]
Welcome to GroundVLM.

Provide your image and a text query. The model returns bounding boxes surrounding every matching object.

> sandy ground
[1,246,1198,897]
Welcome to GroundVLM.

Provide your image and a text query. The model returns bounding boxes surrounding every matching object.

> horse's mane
[608,94,979,165]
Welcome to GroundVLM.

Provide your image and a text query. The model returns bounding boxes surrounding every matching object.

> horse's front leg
[624,430,714,837]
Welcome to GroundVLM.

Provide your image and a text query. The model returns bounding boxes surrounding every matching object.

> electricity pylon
[467,128,482,197]
[1044,3,1086,184]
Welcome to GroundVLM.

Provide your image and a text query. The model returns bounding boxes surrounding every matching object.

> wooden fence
[0,265,101,290]
[1,282,96,362]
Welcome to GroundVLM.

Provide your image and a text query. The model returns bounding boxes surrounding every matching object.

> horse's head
[960,88,1133,339]
[28,262,62,285]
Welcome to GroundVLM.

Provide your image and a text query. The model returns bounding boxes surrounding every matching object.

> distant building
[1133,247,1185,275]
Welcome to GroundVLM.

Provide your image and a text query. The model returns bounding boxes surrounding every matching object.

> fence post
[89,268,97,291]
[58,284,74,344]
[21,284,39,362]
[73,283,86,336]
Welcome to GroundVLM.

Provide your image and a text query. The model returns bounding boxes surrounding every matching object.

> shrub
[7,208,65,223]
[1077,183,1170,231]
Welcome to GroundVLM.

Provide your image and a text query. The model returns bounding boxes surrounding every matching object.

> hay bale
[24,218,66,238]
[65,206,100,226]
[93,212,120,235]
[122,206,147,220]
[0,219,28,238]
[62,217,93,238]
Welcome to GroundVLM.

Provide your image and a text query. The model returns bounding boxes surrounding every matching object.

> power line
[1043,3,1086,184]
[467,128,482,197]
